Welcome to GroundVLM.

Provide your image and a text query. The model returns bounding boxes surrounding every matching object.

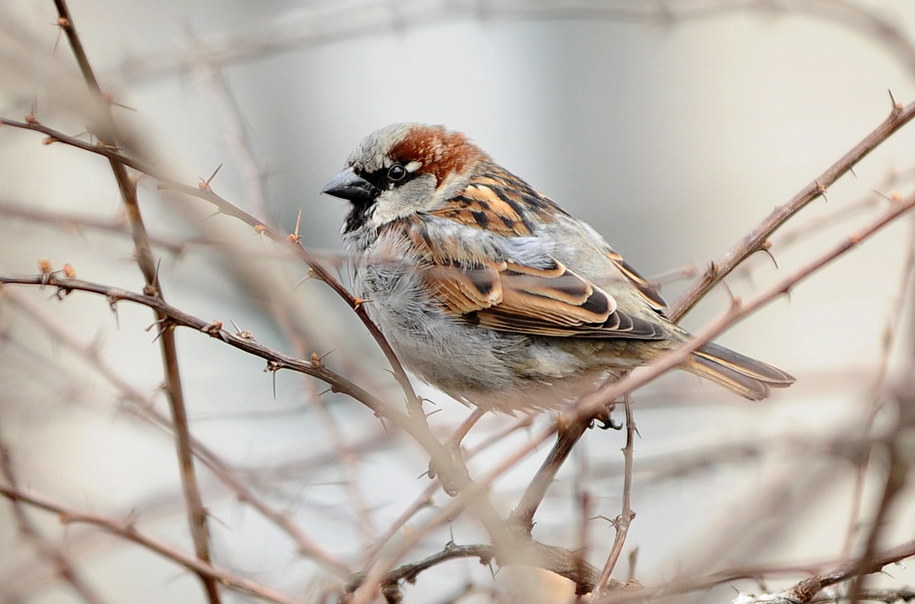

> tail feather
[684,342,795,401]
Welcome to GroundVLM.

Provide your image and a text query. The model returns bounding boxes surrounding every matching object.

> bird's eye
[387,164,407,182]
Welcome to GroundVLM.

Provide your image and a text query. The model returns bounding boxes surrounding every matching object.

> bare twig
[0,435,108,604]
[2,289,352,578]
[670,98,915,322]
[51,2,220,600]
[591,538,915,602]
[0,483,300,604]
[0,114,423,420]
[595,397,636,595]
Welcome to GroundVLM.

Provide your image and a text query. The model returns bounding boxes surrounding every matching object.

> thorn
[295,269,318,290]
[759,241,779,269]
[888,89,903,114]
[106,295,121,328]
[720,280,738,306]
[290,209,303,245]
[198,164,222,191]
[706,261,719,278]
[353,297,373,310]
[814,180,828,201]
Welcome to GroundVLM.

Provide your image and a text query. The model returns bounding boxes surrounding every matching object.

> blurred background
[2,1,915,602]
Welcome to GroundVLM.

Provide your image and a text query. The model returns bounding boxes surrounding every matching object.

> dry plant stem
[783,537,915,604]
[595,397,636,595]
[567,192,915,424]
[0,274,532,594]
[0,484,300,604]
[347,543,496,596]
[844,424,912,603]
[313,400,377,548]
[670,97,915,322]
[383,192,915,597]
[4,291,352,578]
[510,420,588,533]
[0,201,211,256]
[0,116,422,420]
[0,436,107,604]
[51,2,219,601]
[593,539,915,603]
[362,415,532,567]
[843,215,915,558]
[506,99,915,556]
[351,439,605,598]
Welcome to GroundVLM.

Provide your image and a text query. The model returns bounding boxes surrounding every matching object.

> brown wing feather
[605,249,668,311]
[398,215,665,341]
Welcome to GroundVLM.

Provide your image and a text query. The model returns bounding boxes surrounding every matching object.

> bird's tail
[682,341,795,401]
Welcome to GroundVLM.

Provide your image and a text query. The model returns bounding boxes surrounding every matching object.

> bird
[321,123,794,413]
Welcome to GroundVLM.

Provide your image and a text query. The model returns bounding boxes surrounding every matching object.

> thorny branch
[50,2,220,601]
[3,4,915,600]
[0,483,301,604]
[670,95,915,321]
[4,104,915,600]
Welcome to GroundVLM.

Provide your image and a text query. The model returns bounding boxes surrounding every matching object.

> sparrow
[322,123,794,413]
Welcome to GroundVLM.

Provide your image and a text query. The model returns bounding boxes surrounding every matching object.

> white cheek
[367,175,438,228]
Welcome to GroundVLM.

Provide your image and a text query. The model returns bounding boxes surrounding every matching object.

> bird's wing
[394,212,666,340]
[604,248,668,312]
[429,167,669,313]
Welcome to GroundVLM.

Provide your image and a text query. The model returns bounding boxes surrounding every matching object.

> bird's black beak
[321,167,377,205]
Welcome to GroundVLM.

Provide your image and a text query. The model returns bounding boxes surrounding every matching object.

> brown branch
[0,112,423,420]
[0,200,222,256]
[398,190,915,596]
[0,483,301,604]
[0,272,545,595]
[509,420,589,534]
[592,538,915,603]
[670,98,915,322]
[3,289,352,578]
[51,1,219,600]
[595,397,636,594]
[504,100,915,566]
[780,539,915,604]
[346,543,495,598]
[0,436,108,604]
[571,190,915,425]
